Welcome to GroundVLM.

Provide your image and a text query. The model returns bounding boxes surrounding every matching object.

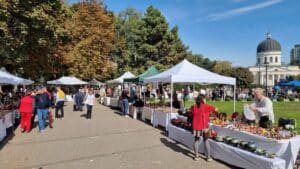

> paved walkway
[0,103,231,169]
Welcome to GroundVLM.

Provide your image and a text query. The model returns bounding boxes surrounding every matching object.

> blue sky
[67,0,300,67]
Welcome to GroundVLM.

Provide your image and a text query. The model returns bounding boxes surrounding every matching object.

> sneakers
[206,157,213,162]
[194,157,200,161]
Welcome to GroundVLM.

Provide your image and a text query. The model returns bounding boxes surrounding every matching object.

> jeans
[55,101,64,118]
[122,99,129,115]
[37,109,48,131]
[86,105,93,119]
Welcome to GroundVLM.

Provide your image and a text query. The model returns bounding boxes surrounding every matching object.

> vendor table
[211,124,300,169]
[128,105,142,119]
[110,98,120,108]
[142,107,154,122]
[0,117,7,142]
[152,109,177,130]
[103,97,111,106]
[168,124,286,169]
[0,110,17,142]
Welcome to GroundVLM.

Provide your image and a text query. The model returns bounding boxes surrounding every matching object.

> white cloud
[207,0,283,21]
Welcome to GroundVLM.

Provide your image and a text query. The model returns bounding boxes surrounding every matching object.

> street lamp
[264,60,269,96]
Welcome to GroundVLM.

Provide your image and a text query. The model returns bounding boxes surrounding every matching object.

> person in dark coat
[35,86,51,132]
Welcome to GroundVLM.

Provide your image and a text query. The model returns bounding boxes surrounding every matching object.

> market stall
[106,71,135,84]
[169,112,300,169]
[0,68,34,85]
[142,107,154,122]
[152,107,178,129]
[168,124,287,169]
[144,59,236,130]
[47,76,88,101]
[211,124,300,169]
[123,66,160,120]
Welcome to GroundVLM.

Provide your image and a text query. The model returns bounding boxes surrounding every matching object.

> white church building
[249,33,300,87]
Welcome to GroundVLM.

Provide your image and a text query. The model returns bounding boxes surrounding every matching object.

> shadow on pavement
[160,137,194,159]
[0,126,16,151]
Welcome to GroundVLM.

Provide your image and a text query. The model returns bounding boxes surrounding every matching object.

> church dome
[257,33,281,53]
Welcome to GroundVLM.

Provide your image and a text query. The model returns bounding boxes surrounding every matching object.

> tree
[110,7,142,76]
[0,0,70,80]
[231,67,254,87]
[64,0,115,81]
[186,53,216,71]
[212,61,232,76]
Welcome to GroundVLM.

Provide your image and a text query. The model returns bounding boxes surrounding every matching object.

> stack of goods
[213,135,277,159]
[230,123,297,140]
[211,112,229,127]
[171,118,192,131]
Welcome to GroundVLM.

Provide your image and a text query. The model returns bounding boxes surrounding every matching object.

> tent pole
[233,85,236,112]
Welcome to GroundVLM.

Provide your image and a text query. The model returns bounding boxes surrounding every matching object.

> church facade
[249,33,300,87]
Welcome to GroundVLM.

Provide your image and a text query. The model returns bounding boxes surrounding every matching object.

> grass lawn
[183,100,300,133]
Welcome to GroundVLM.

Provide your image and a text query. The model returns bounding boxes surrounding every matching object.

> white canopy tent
[47,76,87,85]
[144,59,237,111]
[106,71,135,84]
[89,79,104,86]
[0,68,34,85]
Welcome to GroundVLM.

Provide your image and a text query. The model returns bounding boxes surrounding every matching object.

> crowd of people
[18,86,64,133]
[17,85,97,133]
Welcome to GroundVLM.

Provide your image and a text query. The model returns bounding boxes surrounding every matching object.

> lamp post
[264,60,269,96]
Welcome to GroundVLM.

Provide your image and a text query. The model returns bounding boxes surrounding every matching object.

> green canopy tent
[124,66,160,83]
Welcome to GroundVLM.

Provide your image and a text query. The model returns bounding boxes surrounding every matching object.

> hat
[199,89,206,96]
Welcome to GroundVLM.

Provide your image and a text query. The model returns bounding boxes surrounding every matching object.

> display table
[0,110,17,142]
[142,107,154,122]
[209,140,286,169]
[211,124,300,169]
[0,117,7,142]
[152,109,177,130]
[168,124,286,169]
[110,98,120,108]
[103,97,111,106]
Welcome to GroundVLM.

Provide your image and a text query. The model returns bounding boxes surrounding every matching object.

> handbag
[204,128,213,139]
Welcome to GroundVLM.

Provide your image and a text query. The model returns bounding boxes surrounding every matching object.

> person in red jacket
[191,93,218,162]
[19,90,33,133]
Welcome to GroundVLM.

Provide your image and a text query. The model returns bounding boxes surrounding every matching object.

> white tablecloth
[211,124,300,169]
[4,112,13,128]
[110,98,119,108]
[152,110,177,130]
[168,124,286,169]
[142,107,154,122]
[103,97,111,106]
[0,118,7,142]
[209,140,286,169]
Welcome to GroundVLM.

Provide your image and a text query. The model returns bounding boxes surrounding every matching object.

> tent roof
[106,71,135,83]
[282,80,300,87]
[47,76,87,85]
[89,79,104,86]
[0,68,34,85]
[144,59,236,85]
[124,66,160,83]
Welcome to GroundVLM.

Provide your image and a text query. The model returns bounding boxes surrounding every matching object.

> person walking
[191,91,218,162]
[35,86,51,132]
[44,87,54,128]
[85,89,95,119]
[55,86,65,119]
[19,90,33,133]
[121,89,129,117]
[30,89,37,128]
